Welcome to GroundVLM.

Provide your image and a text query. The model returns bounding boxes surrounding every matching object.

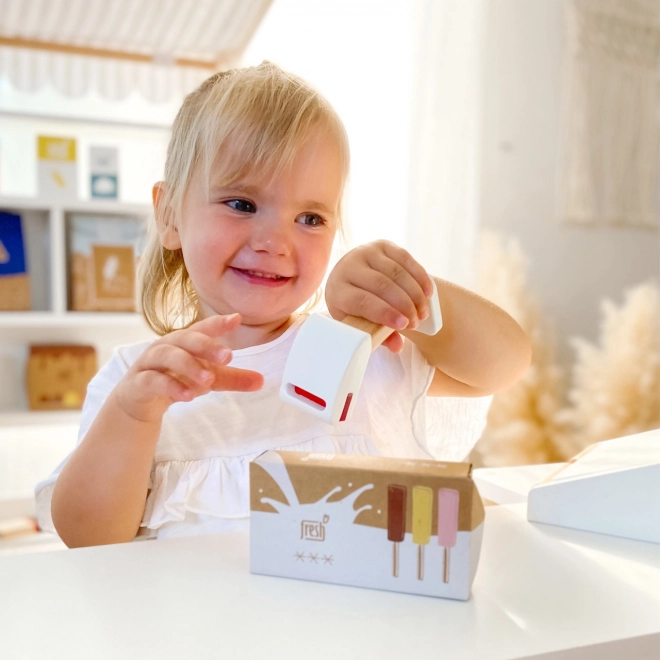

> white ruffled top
[35,315,492,540]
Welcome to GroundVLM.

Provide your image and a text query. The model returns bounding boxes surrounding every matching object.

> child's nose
[250,220,293,256]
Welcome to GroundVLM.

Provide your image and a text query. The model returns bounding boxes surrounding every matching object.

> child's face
[171,132,343,325]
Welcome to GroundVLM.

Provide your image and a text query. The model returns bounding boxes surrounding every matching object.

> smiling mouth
[230,267,292,283]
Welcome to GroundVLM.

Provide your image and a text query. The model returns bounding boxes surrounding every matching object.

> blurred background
[0,0,657,546]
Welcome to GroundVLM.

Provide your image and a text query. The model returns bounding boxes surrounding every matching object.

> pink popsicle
[437,488,459,584]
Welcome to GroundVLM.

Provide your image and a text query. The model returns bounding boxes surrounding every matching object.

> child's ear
[152,182,181,250]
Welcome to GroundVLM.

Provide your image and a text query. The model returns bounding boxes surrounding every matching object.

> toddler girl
[36,62,531,546]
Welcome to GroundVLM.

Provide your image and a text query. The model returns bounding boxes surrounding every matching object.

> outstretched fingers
[211,366,264,392]
[131,313,265,403]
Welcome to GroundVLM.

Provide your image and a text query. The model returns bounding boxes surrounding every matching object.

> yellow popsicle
[412,486,433,545]
[413,486,433,580]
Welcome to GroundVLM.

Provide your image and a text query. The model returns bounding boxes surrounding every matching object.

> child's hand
[325,240,434,353]
[114,314,264,423]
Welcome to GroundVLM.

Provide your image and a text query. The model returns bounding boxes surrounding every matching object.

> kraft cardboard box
[27,345,97,410]
[250,451,485,600]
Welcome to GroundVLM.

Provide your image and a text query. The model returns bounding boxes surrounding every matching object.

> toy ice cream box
[250,451,485,600]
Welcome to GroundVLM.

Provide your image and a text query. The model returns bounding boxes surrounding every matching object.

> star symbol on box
[307,552,319,564]
[322,554,333,565]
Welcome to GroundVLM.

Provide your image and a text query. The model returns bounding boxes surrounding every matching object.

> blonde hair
[140,61,350,335]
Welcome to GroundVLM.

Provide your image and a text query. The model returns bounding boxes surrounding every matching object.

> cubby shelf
[0,195,155,415]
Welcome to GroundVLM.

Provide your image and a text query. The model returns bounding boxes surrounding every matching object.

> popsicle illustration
[412,486,433,580]
[437,488,459,584]
[387,484,407,578]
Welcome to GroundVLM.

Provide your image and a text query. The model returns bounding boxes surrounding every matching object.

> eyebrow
[211,183,261,196]
[211,183,336,217]
[299,200,335,216]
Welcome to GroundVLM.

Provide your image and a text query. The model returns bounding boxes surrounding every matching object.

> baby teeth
[246,270,282,279]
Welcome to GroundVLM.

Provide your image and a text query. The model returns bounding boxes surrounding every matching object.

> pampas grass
[556,283,660,456]
[471,230,660,466]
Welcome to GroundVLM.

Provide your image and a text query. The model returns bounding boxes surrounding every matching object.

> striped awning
[0,0,272,102]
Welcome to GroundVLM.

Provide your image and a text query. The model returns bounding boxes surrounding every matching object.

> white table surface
[1,497,659,660]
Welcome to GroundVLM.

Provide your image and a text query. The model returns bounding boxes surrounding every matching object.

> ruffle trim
[141,435,380,530]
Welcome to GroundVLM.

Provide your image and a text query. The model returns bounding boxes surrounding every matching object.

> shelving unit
[0,195,156,417]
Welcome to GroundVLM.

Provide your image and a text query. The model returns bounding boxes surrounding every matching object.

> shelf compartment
[0,206,51,312]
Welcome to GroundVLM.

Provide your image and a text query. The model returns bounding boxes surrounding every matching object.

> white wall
[479,0,660,368]
[242,0,415,250]
[0,421,78,501]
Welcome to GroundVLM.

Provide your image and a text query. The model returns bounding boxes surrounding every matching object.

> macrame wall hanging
[563,0,659,230]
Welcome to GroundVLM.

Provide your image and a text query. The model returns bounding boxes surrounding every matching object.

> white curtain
[405,0,488,287]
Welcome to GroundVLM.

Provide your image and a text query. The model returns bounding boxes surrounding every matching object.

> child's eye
[296,213,326,227]
[225,199,256,213]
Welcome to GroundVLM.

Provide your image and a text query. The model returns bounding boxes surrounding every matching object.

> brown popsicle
[387,484,407,578]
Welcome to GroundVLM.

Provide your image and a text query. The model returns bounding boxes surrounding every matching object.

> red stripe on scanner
[294,386,326,409]
[339,393,353,422]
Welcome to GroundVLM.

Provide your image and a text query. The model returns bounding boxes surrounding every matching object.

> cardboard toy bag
[27,345,97,410]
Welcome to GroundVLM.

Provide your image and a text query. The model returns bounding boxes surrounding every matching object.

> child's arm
[325,241,531,397]
[51,313,264,548]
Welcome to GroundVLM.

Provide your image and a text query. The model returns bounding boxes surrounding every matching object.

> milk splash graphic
[258,453,374,535]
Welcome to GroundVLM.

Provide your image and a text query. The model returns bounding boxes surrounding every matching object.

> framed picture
[68,214,144,312]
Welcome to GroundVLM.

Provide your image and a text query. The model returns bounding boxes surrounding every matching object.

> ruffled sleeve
[142,456,251,530]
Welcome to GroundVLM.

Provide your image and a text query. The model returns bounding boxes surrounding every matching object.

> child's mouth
[230,267,292,287]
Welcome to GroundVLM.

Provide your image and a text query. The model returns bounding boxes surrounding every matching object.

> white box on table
[250,450,485,600]
[527,428,660,544]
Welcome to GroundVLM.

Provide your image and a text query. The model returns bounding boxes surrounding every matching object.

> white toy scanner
[280,279,442,424]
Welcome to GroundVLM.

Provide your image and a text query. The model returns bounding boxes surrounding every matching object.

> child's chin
[220,291,311,325]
